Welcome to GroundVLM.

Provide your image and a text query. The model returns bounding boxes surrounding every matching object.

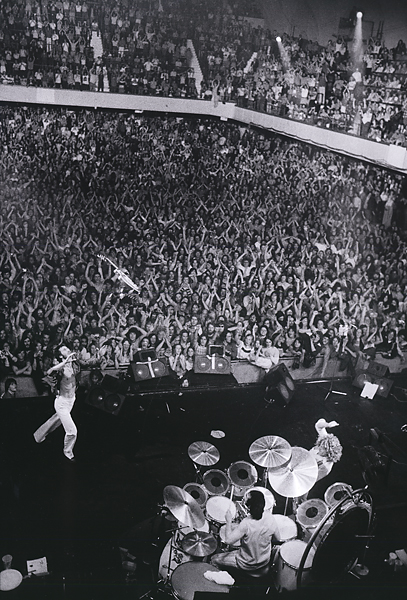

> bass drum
[309,499,373,583]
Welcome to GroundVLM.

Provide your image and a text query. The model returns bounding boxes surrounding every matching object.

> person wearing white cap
[309,418,343,481]
[33,346,79,461]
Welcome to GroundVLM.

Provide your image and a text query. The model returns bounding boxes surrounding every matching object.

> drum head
[324,482,353,507]
[206,496,236,524]
[228,461,257,489]
[297,499,328,529]
[183,483,208,508]
[203,469,230,496]
[311,503,372,582]
[280,540,314,570]
[274,514,298,542]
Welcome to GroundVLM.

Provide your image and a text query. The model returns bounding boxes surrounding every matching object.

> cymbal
[249,435,292,470]
[268,447,318,498]
[188,441,220,466]
[181,531,218,557]
[163,485,206,529]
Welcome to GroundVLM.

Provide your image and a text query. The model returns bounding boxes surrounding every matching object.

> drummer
[211,490,276,573]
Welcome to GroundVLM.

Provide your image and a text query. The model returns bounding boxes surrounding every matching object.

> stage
[1,375,407,599]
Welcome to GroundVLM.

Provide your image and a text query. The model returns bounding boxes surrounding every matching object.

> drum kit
[157,437,374,596]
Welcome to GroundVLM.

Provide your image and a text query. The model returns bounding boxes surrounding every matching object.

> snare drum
[206,496,236,532]
[171,562,230,600]
[183,483,208,508]
[273,515,298,544]
[219,524,241,550]
[203,469,230,496]
[274,539,314,592]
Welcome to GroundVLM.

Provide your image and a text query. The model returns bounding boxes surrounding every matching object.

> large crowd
[0,104,407,393]
[1,1,407,145]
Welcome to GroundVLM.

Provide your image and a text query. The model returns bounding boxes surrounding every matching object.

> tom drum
[273,515,298,544]
[274,539,314,592]
[206,496,236,532]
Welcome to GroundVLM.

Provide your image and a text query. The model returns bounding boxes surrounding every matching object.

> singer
[33,346,79,461]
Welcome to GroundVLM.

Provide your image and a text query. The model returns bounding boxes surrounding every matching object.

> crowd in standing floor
[1,106,407,391]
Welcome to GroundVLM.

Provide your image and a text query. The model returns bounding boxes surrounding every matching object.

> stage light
[356,11,363,18]
[276,36,281,43]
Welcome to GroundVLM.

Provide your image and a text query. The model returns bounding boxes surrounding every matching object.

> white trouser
[34,394,77,459]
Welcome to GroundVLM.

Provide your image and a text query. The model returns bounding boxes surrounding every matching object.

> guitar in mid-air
[98,254,140,295]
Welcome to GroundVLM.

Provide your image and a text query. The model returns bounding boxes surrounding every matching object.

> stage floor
[1,376,407,599]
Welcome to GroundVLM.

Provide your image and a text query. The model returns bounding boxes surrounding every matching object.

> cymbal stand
[192,462,204,484]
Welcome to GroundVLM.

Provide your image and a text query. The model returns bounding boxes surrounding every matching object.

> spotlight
[276,36,281,43]
[356,11,363,18]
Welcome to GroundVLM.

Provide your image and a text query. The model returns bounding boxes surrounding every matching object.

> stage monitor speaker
[374,377,394,398]
[264,363,295,406]
[352,370,393,398]
[129,358,169,382]
[366,361,390,378]
[134,348,157,362]
[86,375,128,416]
[194,355,231,375]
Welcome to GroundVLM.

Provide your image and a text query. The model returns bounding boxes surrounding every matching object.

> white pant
[34,394,77,459]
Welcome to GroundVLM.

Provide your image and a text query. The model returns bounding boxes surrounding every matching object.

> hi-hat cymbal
[163,485,206,529]
[181,531,218,557]
[188,441,220,466]
[249,435,292,470]
[268,447,318,498]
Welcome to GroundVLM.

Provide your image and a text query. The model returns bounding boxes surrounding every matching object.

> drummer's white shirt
[236,512,276,570]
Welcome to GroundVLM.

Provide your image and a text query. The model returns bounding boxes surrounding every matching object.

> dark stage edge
[1,377,407,599]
